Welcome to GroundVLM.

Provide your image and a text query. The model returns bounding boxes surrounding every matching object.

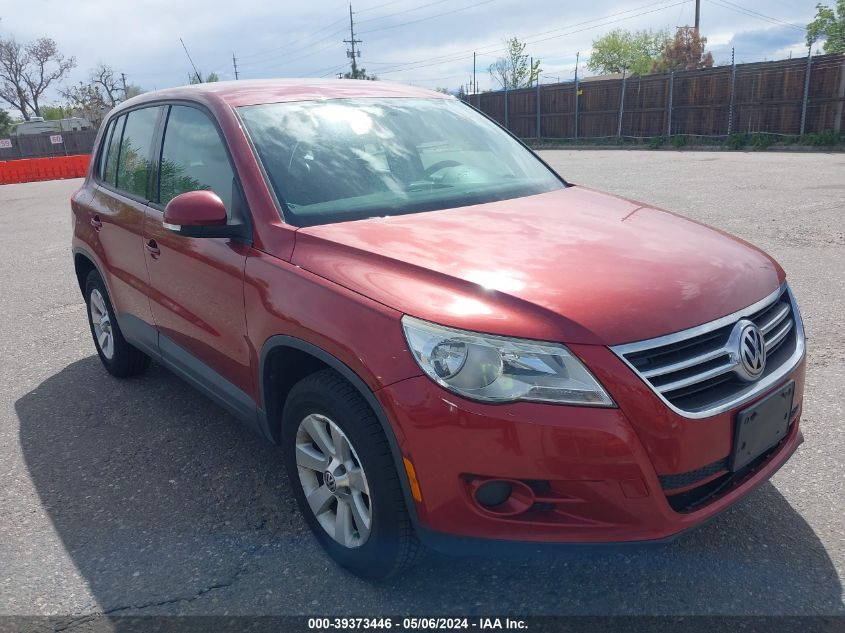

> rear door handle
[145,239,160,259]
[90,215,102,231]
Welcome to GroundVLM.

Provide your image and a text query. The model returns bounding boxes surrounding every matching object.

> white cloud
[0,0,822,101]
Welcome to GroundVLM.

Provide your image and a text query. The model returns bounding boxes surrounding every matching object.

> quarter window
[115,107,161,198]
[159,106,237,216]
[101,115,125,186]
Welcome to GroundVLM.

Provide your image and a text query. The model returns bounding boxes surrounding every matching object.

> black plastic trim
[259,335,421,527]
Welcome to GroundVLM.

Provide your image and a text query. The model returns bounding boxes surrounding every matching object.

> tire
[282,368,420,580]
[85,270,150,378]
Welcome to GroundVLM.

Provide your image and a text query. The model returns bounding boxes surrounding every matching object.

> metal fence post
[800,46,812,135]
[574,52,580,141]
[536,78,541,139]
[504,86,509,130]
[617,69,627,138]
[666,71,674,137]
[727,47,736,135]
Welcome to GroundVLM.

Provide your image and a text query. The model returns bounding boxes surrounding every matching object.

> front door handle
[90,215,103,231]
[145,239,161,259]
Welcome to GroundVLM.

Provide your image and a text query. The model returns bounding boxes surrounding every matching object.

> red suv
[71,80,806,579]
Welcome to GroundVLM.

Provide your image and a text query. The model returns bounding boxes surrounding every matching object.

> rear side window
[159,105,236,215]
[115,107,161,199]
[102,115,125,186]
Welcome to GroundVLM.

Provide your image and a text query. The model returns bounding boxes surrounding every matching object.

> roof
[121,78,450,110]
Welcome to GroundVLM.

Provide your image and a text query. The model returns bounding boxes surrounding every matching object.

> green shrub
[724,133,747,150]
[749,133,777,150]
[647,136,665,149]
[800,130,842,146]
[671,135,688,149]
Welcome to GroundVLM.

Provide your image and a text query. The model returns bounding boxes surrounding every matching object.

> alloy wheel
[89,288,114,360]
[295,413,372,548]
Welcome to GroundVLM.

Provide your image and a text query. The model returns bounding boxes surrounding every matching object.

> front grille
[611,284,804,418]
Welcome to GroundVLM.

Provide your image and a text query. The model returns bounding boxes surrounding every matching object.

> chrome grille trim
[758,302,790,335]
[611,283,805,419]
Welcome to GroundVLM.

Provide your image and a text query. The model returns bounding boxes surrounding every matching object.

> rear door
[142,104,254,401]
[85,106,163,344]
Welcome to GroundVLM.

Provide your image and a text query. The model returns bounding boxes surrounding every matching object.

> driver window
[158,105,240,220]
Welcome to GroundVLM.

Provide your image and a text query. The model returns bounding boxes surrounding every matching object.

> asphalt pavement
[0,150,842,621]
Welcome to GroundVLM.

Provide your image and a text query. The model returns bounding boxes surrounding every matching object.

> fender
[259,335,421,527]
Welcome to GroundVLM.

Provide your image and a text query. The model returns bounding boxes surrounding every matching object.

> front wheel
[282,369,420,580]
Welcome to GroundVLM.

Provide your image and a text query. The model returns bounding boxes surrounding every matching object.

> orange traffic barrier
[0,154,91,185]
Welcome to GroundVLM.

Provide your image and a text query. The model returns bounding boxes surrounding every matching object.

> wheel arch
[259,335,421,527]
[73,247,112,300]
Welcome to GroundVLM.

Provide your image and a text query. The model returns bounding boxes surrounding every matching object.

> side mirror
[163,190,227,237]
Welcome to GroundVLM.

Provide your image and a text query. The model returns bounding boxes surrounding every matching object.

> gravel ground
[0,151,842,621]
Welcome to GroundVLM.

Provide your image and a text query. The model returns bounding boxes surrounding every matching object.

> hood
[292,187,783,345]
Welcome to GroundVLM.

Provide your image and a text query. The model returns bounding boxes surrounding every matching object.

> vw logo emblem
[733,321,766,381]
[324,471,337,493]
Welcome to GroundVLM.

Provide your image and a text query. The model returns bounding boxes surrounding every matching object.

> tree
[807,1,845,53]
[652,27,714,73]
[0,36,75,120]
[343,68,376,80]
[0,109,13,136]
[90,63,123,107]
[587,29,669,76]
[61,82,106,124]
[488,38,541,90]
[40,104,73,120]
[61,65,141,123]
[188,71,219,84]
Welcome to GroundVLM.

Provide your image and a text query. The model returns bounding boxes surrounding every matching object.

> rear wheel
[282,369,420,580]
[85,270,150,378]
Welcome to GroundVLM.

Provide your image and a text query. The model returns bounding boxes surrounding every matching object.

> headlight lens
[402,315,614,406]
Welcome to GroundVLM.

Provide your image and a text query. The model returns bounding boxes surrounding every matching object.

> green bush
[800,130,842,146]
[647,136,665,149]
[749,133,777,150]
[671,135,688,149]
[724,133,747,150]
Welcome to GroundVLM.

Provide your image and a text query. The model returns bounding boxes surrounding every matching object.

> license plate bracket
[730,381,795,472]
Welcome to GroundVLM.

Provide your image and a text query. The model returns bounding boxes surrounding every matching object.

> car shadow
[15,356,844,619]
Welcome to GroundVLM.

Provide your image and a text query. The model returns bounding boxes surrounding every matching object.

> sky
[0,0,825,104]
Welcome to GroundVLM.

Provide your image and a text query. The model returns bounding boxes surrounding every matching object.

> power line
[359,0,495,35]
[356,0,452,24]
[706,0,806,31]
[236,16,348,62]
[355,0,404,13]
[371,0,688,75]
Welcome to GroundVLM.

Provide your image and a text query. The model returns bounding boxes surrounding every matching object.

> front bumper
[375,348,806,546]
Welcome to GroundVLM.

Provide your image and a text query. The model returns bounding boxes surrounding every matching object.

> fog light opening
[475,480,512,508]
[471,478,535,516]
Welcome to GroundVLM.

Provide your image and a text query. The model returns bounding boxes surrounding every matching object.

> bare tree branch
[0,38,33,120]
[21,37,76,117]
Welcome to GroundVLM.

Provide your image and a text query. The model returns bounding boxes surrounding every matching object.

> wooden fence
[0,129,98,161]
[466,54,845,140]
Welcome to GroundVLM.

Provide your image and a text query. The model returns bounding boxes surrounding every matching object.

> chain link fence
[465,53,845,142]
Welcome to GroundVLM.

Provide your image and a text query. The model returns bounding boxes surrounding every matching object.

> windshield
[238,98,565,227]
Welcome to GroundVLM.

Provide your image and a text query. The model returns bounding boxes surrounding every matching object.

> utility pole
[120,72,128,100]
[574,51,580,141]
[232,53,239,80]
[344,3,362,78]
[694,0,700,32]
[473,51,477,94]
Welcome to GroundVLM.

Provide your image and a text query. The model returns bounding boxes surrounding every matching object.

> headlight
[401,315,614,406]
